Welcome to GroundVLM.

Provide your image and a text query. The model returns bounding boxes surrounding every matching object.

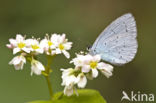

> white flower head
[55,34,72,58]
[26,38,43,54]
[40,34,59,55]
[71,53,113,78]
[7,34,31,54]
[61,68,78,96]
[61,68,77,86]
[9,55,26,70]
[87,55,101,78]
[31,59,45,76]
[40,33,72,58]
[64,85,74,96]
[71,54,99,78]
[71,54,90,68]
[85,54,113,78]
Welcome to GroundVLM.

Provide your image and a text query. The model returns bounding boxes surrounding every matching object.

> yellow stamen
[48,41,53,46]
[90,61,97,69]
[32,44,39,50]
[59,44,64,50]
[18,42,26,49]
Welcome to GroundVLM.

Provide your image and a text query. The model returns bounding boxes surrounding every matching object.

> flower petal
[77,74,87,88]
[16,34,24,42]
[9,55,26,70]
[9,39,17,46]
[64,86,74,96]
[55,48,61,54]
[98,62,113,78]
[60,34,66,43]
[92,69,98,78]
[81,65,90,73]
[62,50,70,58]
[6,44,13,49]
[31,60,45,76]
[13,48,20,54]
[93,55,101,62]
[22,47,30,53]
[64,42,72,50]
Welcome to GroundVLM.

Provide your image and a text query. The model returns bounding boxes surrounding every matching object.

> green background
[0,0,156,103]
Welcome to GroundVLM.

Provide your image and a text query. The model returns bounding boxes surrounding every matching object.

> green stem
[44,55,54,100]
[45,75,53,100]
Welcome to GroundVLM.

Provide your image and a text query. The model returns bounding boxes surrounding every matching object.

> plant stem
[44,55,54,100]
[45,74,53,100]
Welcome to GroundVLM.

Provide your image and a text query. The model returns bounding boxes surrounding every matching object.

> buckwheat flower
[55,34,72,58]
[61,68,77,86]
[26,39,43,54]
[9,55,26,70]
[7,34,30,54]
[61,68,77,96]
[40,34,58,55]
[64,84,74,96]
[31,59,45,75]
[77,73,87,88]
[71,54,96,75]
[97,62,113,78]
[72,54,113,78]
[85,54,114,78]
[70,54,89,68]
[87,55,101,78]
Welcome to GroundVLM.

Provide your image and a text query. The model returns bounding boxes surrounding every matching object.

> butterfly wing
[90,13,138,65]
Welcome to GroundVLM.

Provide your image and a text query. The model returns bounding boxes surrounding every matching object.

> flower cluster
[7,34,72,75]
[61,53,113,96]
[7,34,114,97]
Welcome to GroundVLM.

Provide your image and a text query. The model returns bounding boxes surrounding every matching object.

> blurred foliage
[28,89,106,103]
[0,0,156,103]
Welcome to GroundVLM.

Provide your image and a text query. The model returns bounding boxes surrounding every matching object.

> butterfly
[89,13,138,65]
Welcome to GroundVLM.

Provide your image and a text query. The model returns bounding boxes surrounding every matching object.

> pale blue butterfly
[89,13,138,65]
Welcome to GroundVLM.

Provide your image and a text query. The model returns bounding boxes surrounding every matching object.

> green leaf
[28,101,51,103]
[28,89,107,103]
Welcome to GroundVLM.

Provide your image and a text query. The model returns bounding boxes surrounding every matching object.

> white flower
[40,34,58,55]
[61,68,78,96]
[40,33,72,58]
[61,68,77,86]
[71,54,113,78]
[7,34,30,54]
[64,85,74,96]
[85,54,113,78]
[97,62,113,78]
[31,59,45,76]
[77,73,87,88]
[71,54,99,78]
[70,54,92,74]
[26,39,43,54]
[87,55,101,78]
[71,54,90,68]
[9,55,26,70]
[55,34,72,58]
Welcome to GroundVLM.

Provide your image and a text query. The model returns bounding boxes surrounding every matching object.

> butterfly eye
[87,45,92,51]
